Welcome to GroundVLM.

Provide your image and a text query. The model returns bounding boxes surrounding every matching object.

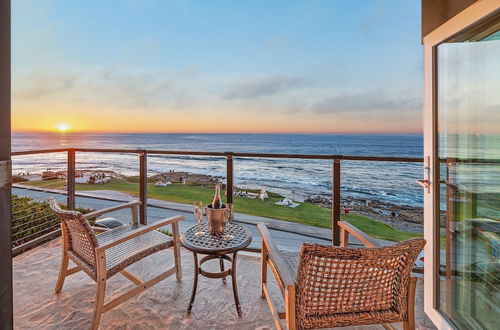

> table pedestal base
[187,252,242,316]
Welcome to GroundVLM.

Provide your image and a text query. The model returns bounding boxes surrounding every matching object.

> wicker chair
[258,222,425,330]
[48,198,183,330]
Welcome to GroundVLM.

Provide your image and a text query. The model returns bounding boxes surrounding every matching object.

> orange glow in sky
[11,105,422,134]
[11,1,426,134]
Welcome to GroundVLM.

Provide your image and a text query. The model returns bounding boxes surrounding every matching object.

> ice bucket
[205,204,229,235]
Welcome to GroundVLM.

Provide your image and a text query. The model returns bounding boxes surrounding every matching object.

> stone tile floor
[13,239,434,329]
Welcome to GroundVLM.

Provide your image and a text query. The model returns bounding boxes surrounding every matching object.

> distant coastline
[11,132,424,211]
[15,166,425,234]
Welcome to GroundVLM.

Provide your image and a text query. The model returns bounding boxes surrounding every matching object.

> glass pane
[438,13,500,329]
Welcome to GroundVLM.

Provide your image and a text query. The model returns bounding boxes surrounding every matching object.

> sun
[56,123,71,132]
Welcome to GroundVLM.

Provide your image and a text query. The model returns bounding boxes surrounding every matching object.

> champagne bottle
[212,184,222,209]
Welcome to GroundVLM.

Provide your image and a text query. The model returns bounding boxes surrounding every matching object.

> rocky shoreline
[17,168,426,233]
[151,171,225,187]
[12,169,124,182]
[152,170,426,233]
[305,195,424,233]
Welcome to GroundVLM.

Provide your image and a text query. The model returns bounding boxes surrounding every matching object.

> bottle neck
[212,184,221,208]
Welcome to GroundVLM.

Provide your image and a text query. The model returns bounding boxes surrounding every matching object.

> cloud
[13,71,78,99]
[311,90,422,114]
[84,68,176,108]
[223,75,310,99]
[13,68,196,110]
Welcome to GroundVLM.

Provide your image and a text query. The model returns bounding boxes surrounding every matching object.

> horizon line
[12,130,424,135]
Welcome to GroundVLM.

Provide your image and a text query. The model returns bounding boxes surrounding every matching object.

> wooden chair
[48,197,183,330]
[258,222,425,330]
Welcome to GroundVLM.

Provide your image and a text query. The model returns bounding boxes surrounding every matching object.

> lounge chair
[48,198,183,329]
[258,222,425,330]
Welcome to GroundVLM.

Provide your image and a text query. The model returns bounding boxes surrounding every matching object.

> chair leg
[55,251,69,293]
[403,277,418,330]
[172,222,182,281]
[403,319,414,330]
[285,286,296,330]
[92,254,107,330]
[261,242,267,298]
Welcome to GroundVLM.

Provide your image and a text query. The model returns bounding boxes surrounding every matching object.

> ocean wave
[11,133,425,207]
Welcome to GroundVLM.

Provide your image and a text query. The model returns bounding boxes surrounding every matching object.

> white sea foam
[12,133,427,206]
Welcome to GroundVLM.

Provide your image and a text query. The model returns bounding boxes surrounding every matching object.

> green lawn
[20,178,423,242]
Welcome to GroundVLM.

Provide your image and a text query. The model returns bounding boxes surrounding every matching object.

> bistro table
[180,222,252,316]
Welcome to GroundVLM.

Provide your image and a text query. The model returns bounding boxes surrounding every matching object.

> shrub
[11,195,94,253]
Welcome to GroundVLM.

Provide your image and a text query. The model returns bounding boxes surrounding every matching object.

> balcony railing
[11,147,424,254]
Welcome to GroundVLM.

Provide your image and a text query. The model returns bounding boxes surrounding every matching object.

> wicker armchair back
[295,238,426,329]
[48,198,98,278]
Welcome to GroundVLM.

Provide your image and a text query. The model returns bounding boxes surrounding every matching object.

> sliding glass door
[437,12,500,329]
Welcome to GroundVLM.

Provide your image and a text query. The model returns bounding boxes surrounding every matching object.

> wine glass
[226,203,234,222]
[193,201,205,237]
[223,204,234,240]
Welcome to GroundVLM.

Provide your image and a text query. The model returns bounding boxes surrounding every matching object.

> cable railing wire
[12,224,61,246]
[11,169,69,254]
[11,214,58,230]
[11,147,428,253]
[13,220,60,238]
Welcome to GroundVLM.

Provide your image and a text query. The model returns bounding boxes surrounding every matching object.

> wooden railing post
[332,158,341,245]
[226,153,234,204]
[67,149,76,210]
[0,1,12,326]
[139,151,147,225]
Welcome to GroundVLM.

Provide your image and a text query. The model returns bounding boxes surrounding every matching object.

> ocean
[11,133,424,207]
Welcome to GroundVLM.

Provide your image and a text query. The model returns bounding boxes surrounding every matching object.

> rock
[11,175,28,183]
[304,195,331,208]
[55,171,67,179]
[235,190,258,198]
[42,171,57,180]
[151,171,224,187]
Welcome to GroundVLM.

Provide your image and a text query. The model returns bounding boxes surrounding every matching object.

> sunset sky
[12,0,423,134]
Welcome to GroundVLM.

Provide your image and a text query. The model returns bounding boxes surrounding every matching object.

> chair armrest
[90,226,110,233]
[83,200,141,220]
[257,223,295,287]
[338,221,380,248]
[96,215,184,253]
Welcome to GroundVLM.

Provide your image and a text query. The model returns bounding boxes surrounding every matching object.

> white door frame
[422,0,500,328]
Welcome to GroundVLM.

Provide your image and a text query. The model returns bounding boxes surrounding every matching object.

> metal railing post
[139,151,147,225]
[226,153,234,204]
[67,149,76,210]
[332,158,341,245]
[444,158,456,310]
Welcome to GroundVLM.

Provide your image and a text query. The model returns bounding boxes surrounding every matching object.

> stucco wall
[422,0,478,37]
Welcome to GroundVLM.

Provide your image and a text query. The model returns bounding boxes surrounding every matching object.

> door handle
[417,155,431,193]
[415,179,430,193]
